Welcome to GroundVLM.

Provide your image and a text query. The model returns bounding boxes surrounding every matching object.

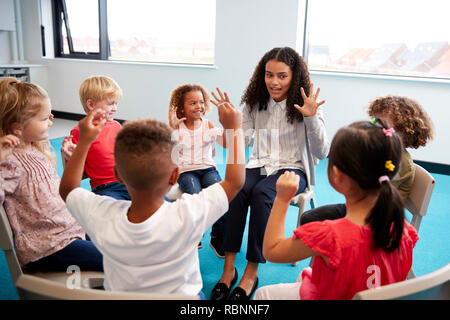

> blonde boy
[62,75,130,200]
[59,95,245,297]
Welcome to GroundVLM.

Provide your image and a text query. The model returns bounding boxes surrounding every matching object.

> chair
[15,274,200,300]
[0,203,104,294]
[353,263,450,300]
[166,183,183,201]
[404,163,435,279]
[289,186,316,267]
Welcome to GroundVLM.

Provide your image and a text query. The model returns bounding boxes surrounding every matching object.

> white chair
[15,274,200,300]
[0,203,104,294]
[166,183,183,201]
[404,163,435,279]
[289,186,316,267]
[353,263,450,300]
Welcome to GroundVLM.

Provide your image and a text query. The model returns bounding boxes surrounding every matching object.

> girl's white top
[173,119,223,174]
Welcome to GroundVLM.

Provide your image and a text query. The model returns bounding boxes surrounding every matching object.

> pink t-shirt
[71,120,121,189]
[0,147,85,267]
[293,218,419,300]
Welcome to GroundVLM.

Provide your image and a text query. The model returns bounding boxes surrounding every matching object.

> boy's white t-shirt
[66,183,228,296]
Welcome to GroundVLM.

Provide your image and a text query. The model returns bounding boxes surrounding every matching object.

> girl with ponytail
[0,78,103,272]
[253,120,419,300]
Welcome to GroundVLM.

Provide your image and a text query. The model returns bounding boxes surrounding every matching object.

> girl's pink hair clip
[382,128,395,137]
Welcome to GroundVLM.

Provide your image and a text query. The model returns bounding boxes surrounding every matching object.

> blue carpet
[1,140,449,299]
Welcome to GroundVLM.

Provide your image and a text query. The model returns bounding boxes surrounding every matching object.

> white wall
[12,0,450,165]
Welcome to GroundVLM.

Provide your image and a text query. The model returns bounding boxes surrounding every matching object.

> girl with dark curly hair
[210,47,329,300]
[300,95,434,226]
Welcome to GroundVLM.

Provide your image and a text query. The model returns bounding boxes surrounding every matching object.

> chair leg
[407,268,416,279]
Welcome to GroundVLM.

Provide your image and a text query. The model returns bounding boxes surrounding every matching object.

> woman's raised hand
[294,83,325,117]
[168,105,186,129]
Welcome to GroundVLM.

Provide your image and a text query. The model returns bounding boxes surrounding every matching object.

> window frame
[52,0,108,60]
[51,0,215,66]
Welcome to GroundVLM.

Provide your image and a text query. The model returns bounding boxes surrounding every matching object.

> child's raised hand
[61,135,76,161]
[0,134,20,161]
[294,83,325,117]
[210,87,231,108]
[78,109,106,145]
[276,171,300,202]
[211,88,242,130]
[169,105,186,129]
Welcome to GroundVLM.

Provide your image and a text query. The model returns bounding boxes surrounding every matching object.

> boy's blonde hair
[0,77,56,166]
[114,119,175,190]
[79,75,123,113]
[169,84,211,120]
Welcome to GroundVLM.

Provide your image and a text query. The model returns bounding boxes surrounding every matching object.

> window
[52,0,216,65]
[302,0,450,80]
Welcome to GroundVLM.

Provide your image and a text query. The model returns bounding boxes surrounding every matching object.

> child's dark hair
[241,47,310,123]
[169,84,211,120]
[367,95,434,149]
[328,120,405,252]
[115,119,175,190]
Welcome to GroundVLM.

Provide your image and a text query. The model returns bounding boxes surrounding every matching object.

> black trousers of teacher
[222,167,307,263]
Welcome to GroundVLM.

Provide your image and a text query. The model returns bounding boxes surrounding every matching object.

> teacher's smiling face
[264,59,293,103]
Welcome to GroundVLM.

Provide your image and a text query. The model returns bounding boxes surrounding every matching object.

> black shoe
[209,234,225,258]
[228,277,259,301]
[198,241,202,249]
[210,268,238,301]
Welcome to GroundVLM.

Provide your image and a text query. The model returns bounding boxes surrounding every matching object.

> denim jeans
[24,238,103,272]
[92,181,131,200]
[178,167,225,237]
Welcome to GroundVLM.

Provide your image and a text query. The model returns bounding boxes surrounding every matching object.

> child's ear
[10,122,23,137]
[168,167,180,186]
[113,166,124,184]
[86,99,96,111]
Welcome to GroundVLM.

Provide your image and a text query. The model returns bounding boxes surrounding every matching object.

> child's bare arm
[208,120,227,148]
[59,109,106,201]
[211,88,244,202]
[263,171,317,263]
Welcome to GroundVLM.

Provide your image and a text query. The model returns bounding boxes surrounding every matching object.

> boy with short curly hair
[59,96,245,297]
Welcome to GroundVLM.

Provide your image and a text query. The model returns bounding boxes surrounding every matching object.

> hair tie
[385,160,395,172]
[379,175,390,184]
[382,127,395,137]
[370,118,378,125]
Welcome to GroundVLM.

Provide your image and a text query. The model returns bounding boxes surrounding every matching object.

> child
[58,90,245,297]
[61,75,130,200]
[300,95,434,225]
[211,47,329,301]
[168,83,226,256]
[254,121,419,300]
[0,78,102,272]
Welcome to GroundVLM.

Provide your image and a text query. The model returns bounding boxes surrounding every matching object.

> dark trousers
[24,238,103,272]
[92,181,131,200]
[299,203,347,225]
[223,167,307,263]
